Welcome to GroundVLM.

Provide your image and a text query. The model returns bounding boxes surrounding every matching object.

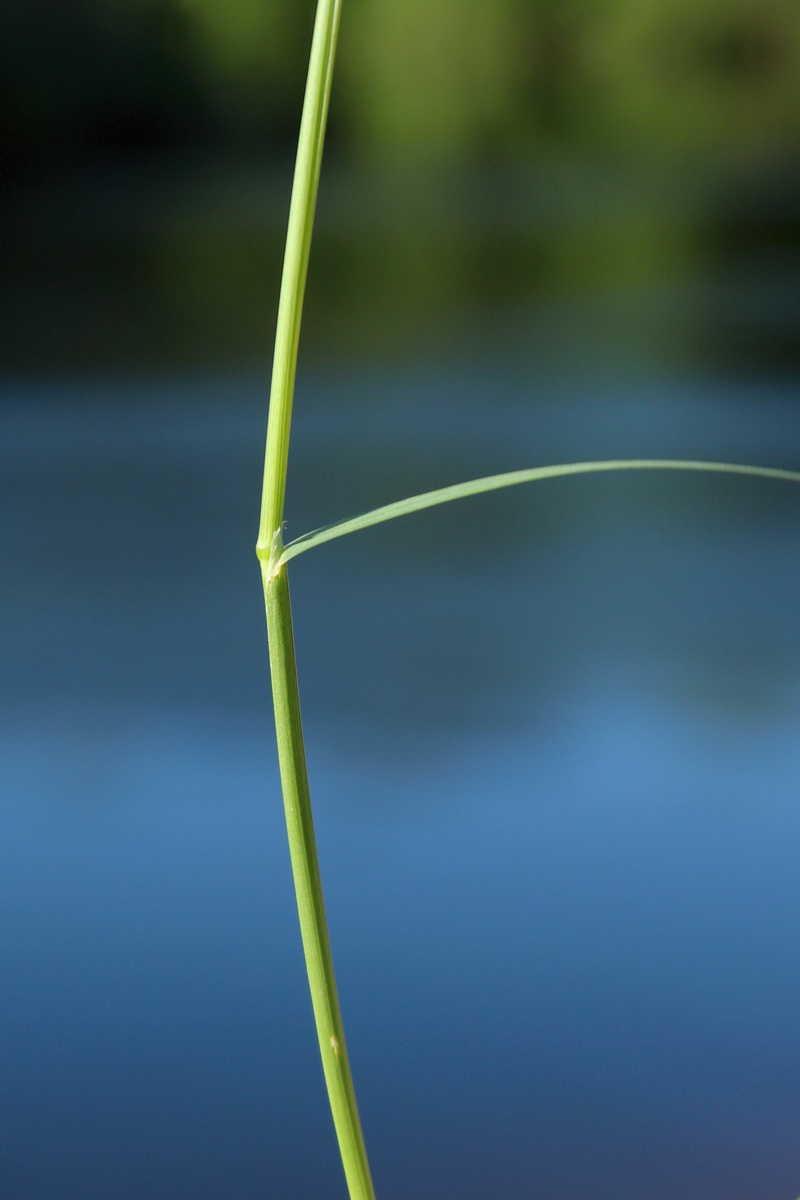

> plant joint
[257,527,286,582]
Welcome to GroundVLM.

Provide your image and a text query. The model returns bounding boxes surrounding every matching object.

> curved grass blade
[274,458,800,570]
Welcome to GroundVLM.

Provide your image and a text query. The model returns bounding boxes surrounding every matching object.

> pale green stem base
[263,562,376,1200]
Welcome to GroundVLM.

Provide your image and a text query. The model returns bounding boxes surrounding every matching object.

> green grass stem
[257,2,799,1196]
[256,1,376,1197]
[257,0,342,555]
[263,566,375,1200]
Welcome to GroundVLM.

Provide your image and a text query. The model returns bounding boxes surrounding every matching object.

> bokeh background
[4,0,800,370]
[3,2,800,1197]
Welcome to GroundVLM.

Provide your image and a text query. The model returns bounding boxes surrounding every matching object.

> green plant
[256,3,800,1197]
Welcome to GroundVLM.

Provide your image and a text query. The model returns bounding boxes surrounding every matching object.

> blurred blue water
[2,370,800,1198]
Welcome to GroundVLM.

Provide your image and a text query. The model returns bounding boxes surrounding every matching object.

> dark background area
[2,0,800,374]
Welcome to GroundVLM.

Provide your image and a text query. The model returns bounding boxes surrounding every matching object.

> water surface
[2,370,800,1198]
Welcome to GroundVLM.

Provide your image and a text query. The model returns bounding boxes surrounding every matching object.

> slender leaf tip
[276,457,800,567]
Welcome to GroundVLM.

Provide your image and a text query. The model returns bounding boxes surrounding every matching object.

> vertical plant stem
[257,1,376,1197]
[257,0,342,552]
[264,566,375,1200]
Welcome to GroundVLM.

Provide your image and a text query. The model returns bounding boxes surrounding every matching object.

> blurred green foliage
[2,1,798,373]
[3,0,800,172]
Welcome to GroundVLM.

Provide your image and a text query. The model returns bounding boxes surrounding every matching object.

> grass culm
[256,3,800,1197]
